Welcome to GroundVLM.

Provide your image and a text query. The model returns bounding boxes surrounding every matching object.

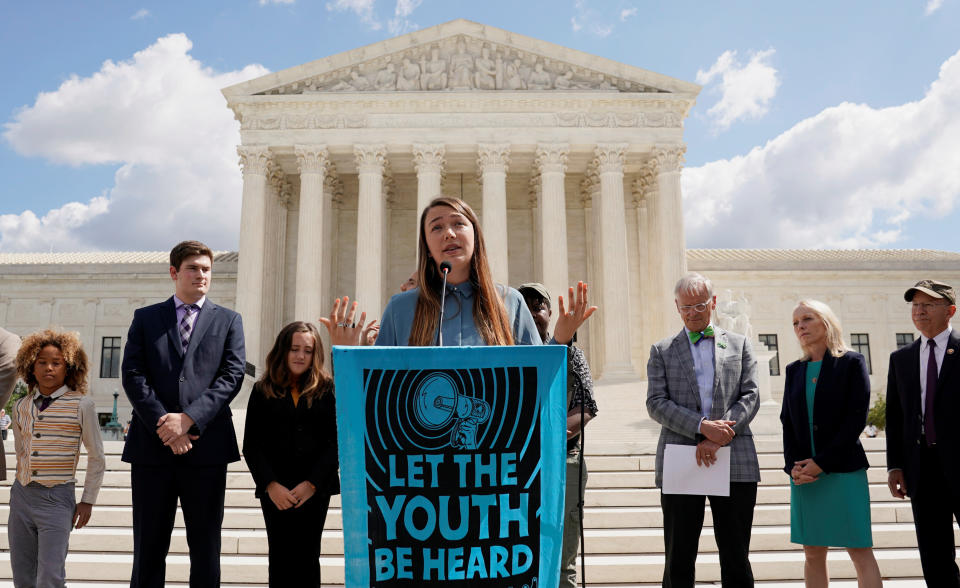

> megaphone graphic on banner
[413,372,490,450]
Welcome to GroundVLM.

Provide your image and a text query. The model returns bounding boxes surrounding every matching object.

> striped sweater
[12,385,105,504]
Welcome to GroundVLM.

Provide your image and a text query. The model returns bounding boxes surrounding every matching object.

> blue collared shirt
[685,324,716,420]
[375,282,541,347]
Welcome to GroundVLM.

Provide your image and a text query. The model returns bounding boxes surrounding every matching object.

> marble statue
[420,47,448,90]
[474,45,497,90]
[527,61,552,90]
[716,290,754,340]
[375,63,397,91]
[397,58,421,91]
[448,39,474,90]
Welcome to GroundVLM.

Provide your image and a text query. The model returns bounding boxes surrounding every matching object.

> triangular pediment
[222,19,699,98]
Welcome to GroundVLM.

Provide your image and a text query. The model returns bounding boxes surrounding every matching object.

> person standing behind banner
[0,327,20,474]
[887,279,960,586]
[518,282,598,588]
[243,321,340,587]
[122,240,246,588]
[646,272,760,588]
[781,300,881,587]
[9,329,105,588]
[322,196,595,348]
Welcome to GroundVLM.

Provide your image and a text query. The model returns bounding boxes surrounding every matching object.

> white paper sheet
[662,444,731,496]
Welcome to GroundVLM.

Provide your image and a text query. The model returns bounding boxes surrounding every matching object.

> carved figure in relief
[397,58,421,90]
[375,63,397,90]
[448,39,474,89]
[503,56,525,90]
[473,45,497,90]
[554,70,575,89]
[420,47,448,90]
[330,69,371,92]
[527,61,553,90]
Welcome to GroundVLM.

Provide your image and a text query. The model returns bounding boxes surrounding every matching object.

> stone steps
[0,436,939,585]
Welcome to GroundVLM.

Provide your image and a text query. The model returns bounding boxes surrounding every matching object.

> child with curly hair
[9,329,105,587]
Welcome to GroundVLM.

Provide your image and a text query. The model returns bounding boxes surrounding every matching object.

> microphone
[436,261,452,346]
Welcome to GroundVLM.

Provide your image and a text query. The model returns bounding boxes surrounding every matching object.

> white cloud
[570,17,582,32]
[925,0,944,14]
[620,7,637,21]
[130,9,151,20]
[696,49,780,131]
[326,0,381,30]
[682,48,960,249]
[260,0,295,4]
[571,0,616,37]
[388,0,422,35]
[1,34,268,252]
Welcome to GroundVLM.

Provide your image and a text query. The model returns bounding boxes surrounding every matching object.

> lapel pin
[718,340,727,349]
[948,348,955,355]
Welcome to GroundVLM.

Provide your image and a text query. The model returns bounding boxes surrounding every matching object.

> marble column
[535,143,570,333]
[580,172,603,371]
[477,144,511,285]
[651,145,687,340]
[354,144,387,319]
[236,145,272,370]
[262,169,290,356]
[293,145,331,323]
[631,175,653,378]
[413,143,445,251]
[595,143,635,378]
[323,172,344,315]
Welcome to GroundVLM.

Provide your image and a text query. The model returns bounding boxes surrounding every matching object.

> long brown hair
[409,196,514,346]
[259,321,332,406]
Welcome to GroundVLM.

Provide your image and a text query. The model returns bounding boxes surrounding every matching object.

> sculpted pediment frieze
[255,34,672,96]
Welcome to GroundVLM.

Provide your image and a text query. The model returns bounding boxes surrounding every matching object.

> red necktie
[925,340,937,446]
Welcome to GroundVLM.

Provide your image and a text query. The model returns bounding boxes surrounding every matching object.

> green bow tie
[688,326,715,345]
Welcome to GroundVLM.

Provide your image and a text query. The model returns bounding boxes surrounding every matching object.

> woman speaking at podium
[322,196,594,347]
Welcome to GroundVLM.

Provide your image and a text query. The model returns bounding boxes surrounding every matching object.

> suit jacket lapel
[905,339,922,415]
[670,331,702,413]
[812,350,836,424]
[184,301,217,359]
[710,329,726,420]
[163,297,185,357]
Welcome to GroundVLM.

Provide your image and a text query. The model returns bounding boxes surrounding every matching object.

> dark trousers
[911,444,960,588]
[661,482,757,588]
[130,463,228,588]
[260,493,331,587]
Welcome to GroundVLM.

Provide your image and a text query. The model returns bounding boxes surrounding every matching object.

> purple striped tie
[925,340,937,446]
[180,304,199,349]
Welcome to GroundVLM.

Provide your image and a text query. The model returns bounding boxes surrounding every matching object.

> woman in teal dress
[780,300,882,587]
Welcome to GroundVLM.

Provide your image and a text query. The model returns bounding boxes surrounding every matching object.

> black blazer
[886,330,960,498]
[242,381,340,498]
[121,297,246,465]
[780,350,870,475]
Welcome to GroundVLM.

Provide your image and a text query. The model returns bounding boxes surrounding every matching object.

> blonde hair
[793,299,850,360]
[15,329,89,394]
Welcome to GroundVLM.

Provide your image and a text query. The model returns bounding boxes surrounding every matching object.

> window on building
[757,334,780,376]
[895,333,915,349]
[850,333,872,374]
[100,336,121,378]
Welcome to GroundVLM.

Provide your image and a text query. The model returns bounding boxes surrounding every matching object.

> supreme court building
[223,19,697,379]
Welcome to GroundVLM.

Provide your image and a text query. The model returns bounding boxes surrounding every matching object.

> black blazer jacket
[886,330,960,498]
[242,381,340,498]
[121,297,246,465]
[780,350,870,475]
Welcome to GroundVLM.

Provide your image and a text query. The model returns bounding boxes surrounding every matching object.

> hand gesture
[360,319,380,346]
[157,412,194,444]
[700,419,736,446]
[791,458,822,485]
[887,469,907,499]
[73,502,93,529]
[696,439,721,467]
[290,481,317,508]
[266,481,299,511]
[319,296,367,347]
[553,282,598,344]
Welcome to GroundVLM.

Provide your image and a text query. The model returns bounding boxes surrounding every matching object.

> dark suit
[887,330,960,586]
[122,297,245,588]
[0,327,20,480]
[781,350,870,476]
[242,381,340,587]
[646,328,760,588]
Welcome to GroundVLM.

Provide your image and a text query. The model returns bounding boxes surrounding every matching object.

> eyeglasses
[911,302,953,312]
[678,301,711,313]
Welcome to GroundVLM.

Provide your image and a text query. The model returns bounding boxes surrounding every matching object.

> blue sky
[1,0,958,251]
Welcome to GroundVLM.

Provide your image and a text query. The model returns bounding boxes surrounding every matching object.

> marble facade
[223,19,699,377]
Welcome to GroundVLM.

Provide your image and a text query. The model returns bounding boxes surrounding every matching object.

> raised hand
[360,319,380,346]
[553,281,598,344]
[318,296,367,347]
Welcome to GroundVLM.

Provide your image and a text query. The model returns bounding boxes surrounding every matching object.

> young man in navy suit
[122,241,246,588]
[887,279,960,587]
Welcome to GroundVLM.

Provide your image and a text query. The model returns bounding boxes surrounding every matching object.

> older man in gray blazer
[0,327,21,481]
[646,273,760,588]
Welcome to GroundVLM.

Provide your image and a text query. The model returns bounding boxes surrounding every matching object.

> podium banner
[334,345,567,588]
